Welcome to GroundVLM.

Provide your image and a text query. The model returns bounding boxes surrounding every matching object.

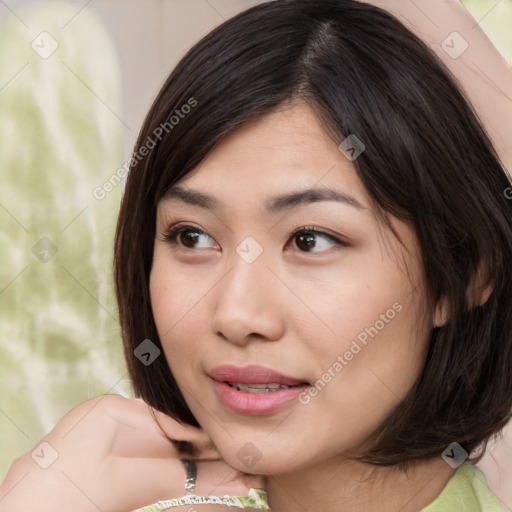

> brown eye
[162,225,216,249]
[295,231,317,251]
[290,227,346,253]
[180,229,201,248]
[161,224,346,254]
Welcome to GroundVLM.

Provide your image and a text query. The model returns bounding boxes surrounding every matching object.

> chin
[209,431,317,476]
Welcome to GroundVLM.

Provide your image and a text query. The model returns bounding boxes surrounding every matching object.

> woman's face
[150,101,432,475]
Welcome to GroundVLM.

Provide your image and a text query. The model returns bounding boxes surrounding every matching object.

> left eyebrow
[265,186,365,213]
[162,184,366,213]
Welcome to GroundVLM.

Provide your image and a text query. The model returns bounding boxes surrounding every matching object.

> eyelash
[160,223,347,253]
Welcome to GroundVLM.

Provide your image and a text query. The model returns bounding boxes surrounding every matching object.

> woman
[1,0,511,510]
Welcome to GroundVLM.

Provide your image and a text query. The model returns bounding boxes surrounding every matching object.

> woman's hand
[0,395,265,512]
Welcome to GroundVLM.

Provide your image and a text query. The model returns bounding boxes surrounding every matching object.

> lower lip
[211,379,308,416]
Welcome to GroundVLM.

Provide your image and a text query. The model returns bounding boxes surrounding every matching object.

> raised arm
[358,0,512,176]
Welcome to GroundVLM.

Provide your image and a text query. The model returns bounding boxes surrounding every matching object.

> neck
[264,455,456,512]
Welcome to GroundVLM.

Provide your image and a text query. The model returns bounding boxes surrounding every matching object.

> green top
[132,462,501,511]
[420,463,501,512]
[132,458,270,511]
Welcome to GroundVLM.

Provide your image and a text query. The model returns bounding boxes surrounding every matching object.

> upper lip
[209,364,308,386]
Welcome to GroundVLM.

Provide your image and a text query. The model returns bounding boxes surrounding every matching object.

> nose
[211,249,285,346]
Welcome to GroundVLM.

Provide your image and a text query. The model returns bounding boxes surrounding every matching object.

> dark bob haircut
[114,0,512,466]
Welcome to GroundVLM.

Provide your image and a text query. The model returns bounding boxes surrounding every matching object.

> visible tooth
[233,383,290,389]
[237,385,271,394]
[230,382,292,393]
[247,383,281,389]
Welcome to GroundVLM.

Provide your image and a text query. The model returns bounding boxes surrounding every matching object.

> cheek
[149,253,209,377]
[150,246,201,334]
[290,297,427,460]
[297,249,425,367]
[298,253,429,420]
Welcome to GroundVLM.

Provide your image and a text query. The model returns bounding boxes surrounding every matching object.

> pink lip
[209,365,309,416]
[209,364,307,386]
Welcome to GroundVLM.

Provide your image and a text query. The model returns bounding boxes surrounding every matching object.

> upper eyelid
[165,222,338,237]
[162,223,345,247]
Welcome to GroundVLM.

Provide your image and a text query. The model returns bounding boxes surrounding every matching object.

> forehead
[165,102,371,212]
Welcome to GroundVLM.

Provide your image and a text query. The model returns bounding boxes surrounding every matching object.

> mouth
[208,365,310,416]
[225,382,301,393]
[208,364,309,386]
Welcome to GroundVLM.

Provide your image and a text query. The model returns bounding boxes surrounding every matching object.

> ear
[433,262,494,328]
[467,261,495,309]
[433,295,450,328]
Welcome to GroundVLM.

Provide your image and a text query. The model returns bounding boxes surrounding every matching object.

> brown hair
[114,0,512,466]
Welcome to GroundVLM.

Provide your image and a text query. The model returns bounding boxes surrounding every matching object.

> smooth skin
[149,100,457,512]
[0,394,264,511]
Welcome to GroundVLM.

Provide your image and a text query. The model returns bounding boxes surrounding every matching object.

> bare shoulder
[0,395,127,510]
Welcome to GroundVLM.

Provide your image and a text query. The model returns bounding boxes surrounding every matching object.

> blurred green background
[0,1,130,481]
[464,0,512,65]
[0,0,510,483]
